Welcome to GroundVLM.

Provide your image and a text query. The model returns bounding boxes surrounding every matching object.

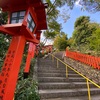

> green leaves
[0,34,11,71]
[70,15,100,55]
[15,78,40,100]
[44,30,58,39]
[42,20,62,45]
[53,32,69,51]
[15,58,40,100]
[63,0,100,13]
[0,8,9,70]
[0,8,8,25]
[43,19,61,40]
[89,29,100,54]
[48,20,61,32]
[41,0,70,46]
[74,16,90,28]
[79,0,100,13]
[72,16,95,49]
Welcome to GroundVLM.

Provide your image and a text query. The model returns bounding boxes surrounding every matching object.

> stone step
[39,61,64,65]
[38,67,66,71]
[38,56,100,100]
[38,73,81,77]
[39,62,55,64]
[41,95,100,100]
[38,73,66,77]
[38,68,74,71]
[38,67,66,70]
[39,82,95,90]
[38,69,66,73]
[39,88,100,99]
[38,64,56,66]
[38,69,76,74]
[38,77,85,82]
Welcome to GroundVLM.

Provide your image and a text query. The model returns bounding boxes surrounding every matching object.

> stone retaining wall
[64,57,100,84]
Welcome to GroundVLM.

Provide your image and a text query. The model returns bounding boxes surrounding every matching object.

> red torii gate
[0,0,47,100]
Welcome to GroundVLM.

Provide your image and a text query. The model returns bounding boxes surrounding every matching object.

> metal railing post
[57,59,59,68]
[66,65,68,78]
[52,55,54,62]
[49,53,51,59]
[86,79,91,100]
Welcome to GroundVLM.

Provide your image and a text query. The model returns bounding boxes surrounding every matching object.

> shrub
[15,58,40,100]
[15,78,40,100]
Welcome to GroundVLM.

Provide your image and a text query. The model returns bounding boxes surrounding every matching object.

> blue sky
[42,1,100,45]
[61,5,100,38]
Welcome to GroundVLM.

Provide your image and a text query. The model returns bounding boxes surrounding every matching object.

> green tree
[67,37,74,50]
[79,0,100,12]
[49,0,100,13]
[71,16,97,52]
[62,0,100,13]
[41,0,70,46]
[0,8,8,25]
[53,32,68,51]
[89,28,100,55]
[72,16,90,48]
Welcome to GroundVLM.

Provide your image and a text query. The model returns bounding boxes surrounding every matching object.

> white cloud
[40,31,53,45]
[75,0,82,7]
[45,40,53,45]
[40,31,45,42]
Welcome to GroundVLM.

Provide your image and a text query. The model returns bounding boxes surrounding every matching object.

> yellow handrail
[51,54,100,100]
[57,59,59,68]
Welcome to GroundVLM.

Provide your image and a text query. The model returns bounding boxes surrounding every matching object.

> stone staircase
[37,55,100,100]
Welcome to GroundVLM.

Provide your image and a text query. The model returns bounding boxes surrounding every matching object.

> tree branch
[47,0,57,15]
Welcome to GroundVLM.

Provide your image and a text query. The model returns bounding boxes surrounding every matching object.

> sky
[41,0,100,45]
[61,3,100,38]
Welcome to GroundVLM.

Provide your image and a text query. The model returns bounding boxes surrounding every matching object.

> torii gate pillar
[0,36,26,100]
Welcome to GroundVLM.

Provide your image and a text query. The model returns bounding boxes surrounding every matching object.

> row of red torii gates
[0,0,48,100]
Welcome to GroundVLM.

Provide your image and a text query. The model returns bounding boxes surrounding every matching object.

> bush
[15,78,40,100]
[15,58,40,100]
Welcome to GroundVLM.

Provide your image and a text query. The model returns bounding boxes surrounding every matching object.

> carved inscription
[0,50,15,99]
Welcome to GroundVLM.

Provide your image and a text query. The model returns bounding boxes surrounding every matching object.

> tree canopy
[79,0,100,12]
[69,15,100,55]
[63,0,100,13]
[72,16,94,47]
[41,0,70,45]
[89,28,100,54]
[53,32,69,51]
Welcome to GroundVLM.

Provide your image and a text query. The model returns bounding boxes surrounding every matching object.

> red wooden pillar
[0,36,26,100]
[24,43,36,76]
